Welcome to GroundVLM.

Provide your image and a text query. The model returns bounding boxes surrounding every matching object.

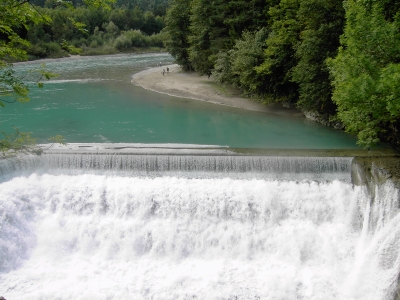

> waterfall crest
[0,153,353,181]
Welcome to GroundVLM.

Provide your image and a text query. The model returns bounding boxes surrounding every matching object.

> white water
[1,171,399,300]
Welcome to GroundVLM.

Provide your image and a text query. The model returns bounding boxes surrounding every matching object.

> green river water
[3,53,360,149]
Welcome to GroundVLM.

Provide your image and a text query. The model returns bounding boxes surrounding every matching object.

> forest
[164,0,400,149]
[1,0,400,149]
[16,0,169,58]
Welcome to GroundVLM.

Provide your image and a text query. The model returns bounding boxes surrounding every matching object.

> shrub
[90,40,98,48]
[114,35,132,51]
[45,42,68,58]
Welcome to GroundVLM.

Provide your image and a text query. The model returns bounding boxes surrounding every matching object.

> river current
[3,53,359,148]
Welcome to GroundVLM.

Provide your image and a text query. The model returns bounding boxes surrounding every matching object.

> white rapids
[0,172,399,300]
[0,147,400,300]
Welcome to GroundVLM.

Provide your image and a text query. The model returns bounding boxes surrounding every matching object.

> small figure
[162,68,165,76]
[166,67,169,73]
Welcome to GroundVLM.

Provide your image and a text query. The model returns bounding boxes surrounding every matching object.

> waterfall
[0,153,353,181]
[0,150,399,300]
[347,158,400,300]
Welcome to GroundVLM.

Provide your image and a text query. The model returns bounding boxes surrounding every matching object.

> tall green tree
[188,0,230,74]
[141,11,164,35]
[223,0,270,42]
[255,0,300,104]
[213,28,270,98]
[292,0,344,115]
[188,0,271,75]
[163,0,192,70]
[328,0,400,148]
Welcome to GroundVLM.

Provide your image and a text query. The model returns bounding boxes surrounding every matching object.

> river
[3,53,359,148]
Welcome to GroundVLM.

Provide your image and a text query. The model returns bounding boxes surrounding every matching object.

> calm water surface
[4,53,359,148]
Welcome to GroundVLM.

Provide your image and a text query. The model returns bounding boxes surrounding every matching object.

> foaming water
[0,172,399,300]
[0,175,357,299]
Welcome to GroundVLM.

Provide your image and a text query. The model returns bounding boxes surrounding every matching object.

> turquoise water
[3,53,359,148]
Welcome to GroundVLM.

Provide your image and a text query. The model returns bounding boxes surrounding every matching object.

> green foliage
[60,40,83,54]
[229,28,270,97]
[163,0,192,70]
[188,0,221,74]
[47,134,66,146]
[141,11,164,35]
[187,0,270,75]
[80,44,117,55]
[0,128,65,159]
[328,0,400,148]
[103,20,119,38]
[291,0,344,114]
[0,128,40,159]
[22,5,166,58]
[224,0,270,41]
[0,62,57,107]
[213,28,270,98]
[0,0,44,62]
[114,30,164,50]
[255,0,301,104]
[213,51,235,84]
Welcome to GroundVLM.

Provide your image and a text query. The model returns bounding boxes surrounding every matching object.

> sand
[131,64,301,116]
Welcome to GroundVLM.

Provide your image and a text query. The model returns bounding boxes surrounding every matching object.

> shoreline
[131,64,302,116]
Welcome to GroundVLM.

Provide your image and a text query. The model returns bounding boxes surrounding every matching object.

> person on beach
[162,68,165,76]
[167,67,169,73]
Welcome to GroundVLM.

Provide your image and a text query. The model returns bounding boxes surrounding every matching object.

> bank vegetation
[164,0,400,149]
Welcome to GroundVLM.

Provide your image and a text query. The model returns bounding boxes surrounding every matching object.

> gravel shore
[131,64,301,116]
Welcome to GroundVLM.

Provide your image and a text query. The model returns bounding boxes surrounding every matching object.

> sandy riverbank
[132,64,301,116]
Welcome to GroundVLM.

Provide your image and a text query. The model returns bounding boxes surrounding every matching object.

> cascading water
[0,152,353,181]
[0,149,399,300]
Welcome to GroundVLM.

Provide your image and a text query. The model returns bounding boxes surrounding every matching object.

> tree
[328,0,400,148]
[141,11,163,35]
[188,0,270,75]
[109,8,128,30]
[127,6,144,30]
[188,0,229,74]
[163,0,192,70]
[291,0,344,115]
[255,0,301,104]
[333,0,400,147]
[213,28,270,98]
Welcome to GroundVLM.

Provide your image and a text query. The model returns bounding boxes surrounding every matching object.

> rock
[352,156,400,189]
[303,110,344,130]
